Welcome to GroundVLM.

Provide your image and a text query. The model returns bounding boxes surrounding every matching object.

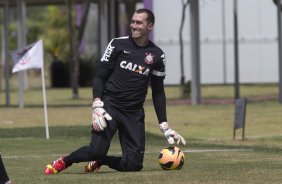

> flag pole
[41,66,49,139]
[18,72,25,108]
[11,39,49,139]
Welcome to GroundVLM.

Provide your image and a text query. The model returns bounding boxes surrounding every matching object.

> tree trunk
[66,0,79,99]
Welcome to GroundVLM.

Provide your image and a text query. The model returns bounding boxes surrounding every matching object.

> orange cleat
[44,157,66,175]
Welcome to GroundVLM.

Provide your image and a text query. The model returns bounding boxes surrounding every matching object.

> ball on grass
[159,146,185,170]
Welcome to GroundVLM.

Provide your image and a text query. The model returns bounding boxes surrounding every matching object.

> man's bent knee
[120,152,144,172]
[123,162,143,172]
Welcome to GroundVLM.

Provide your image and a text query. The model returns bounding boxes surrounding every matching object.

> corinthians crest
[144,52,155,65]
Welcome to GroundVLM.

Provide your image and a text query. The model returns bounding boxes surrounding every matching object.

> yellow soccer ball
[159,146,185,170]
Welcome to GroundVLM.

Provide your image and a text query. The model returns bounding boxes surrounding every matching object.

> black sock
[63,146,95,167]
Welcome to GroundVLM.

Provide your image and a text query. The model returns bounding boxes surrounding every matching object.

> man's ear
[148,23,154,31]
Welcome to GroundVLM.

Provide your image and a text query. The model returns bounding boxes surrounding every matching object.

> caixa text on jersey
[120,60,150,76]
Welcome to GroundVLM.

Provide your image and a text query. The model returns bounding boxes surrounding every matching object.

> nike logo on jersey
[123,50,131,54]
[120,61,150,76]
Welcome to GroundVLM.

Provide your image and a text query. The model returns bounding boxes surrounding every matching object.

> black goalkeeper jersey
[98,36,166,110]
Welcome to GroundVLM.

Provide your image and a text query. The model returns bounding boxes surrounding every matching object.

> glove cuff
[92,100,104,109]
[159,122,170,133]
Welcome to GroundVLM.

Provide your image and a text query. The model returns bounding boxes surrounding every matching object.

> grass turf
[1,84,282,183]
[1,132,282,184]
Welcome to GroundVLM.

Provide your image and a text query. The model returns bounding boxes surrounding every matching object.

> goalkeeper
[44,8,186,175]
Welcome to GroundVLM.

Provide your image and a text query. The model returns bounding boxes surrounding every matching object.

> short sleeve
[151,52,166,78]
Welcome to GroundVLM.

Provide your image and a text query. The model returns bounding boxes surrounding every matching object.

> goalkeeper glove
[159,122,186,145]
[92,99,112,132]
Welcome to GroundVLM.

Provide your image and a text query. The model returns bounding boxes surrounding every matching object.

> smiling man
[130,9,154,45]
[44,9,186,175]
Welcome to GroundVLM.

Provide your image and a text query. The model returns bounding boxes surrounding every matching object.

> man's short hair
[135,8,155,25]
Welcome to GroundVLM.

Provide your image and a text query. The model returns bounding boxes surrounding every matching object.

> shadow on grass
[0,125,165,145]
[62,168,163,175]
[0,104,90,108]
[0,125,91,138]
[1,125,282,154]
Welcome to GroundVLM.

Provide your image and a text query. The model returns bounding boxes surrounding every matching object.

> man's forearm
[92,67,113,100]
[152,90,167,123]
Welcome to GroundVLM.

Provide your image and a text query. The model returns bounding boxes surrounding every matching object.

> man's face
[130,12,153,39]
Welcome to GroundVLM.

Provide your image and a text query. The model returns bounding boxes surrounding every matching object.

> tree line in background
[0,0,190,101]
[0,2,97,100]
[0,0,144,100]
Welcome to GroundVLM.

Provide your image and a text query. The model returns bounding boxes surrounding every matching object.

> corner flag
[12,40,43,73]
[11,39,50,140]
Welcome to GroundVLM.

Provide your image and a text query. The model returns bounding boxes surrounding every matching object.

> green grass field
[1,82,282,183]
